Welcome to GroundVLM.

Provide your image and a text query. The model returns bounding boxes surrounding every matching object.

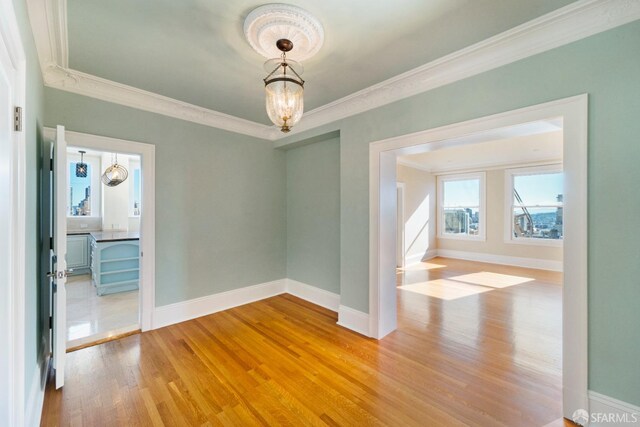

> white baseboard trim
[436,249,563,272]
[285,279,340,312]
[587,391,640,426]
[153,278,347,331]
[153,279,287,329]
[422,249,438,262]
[337,305,370,337]
[25,359,48,427]
[404,253,421,266]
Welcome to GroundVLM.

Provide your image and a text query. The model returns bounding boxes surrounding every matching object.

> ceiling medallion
[244,4,324,133]
[243,4,324,62]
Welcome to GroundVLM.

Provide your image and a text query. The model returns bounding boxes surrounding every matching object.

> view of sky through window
[132,168,141,215]
[514,172,563,209]
[443,179,480,207]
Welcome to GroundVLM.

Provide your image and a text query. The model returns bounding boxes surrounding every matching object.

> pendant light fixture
[76,150,88,177]
[264,39,304,133]
[101,153,128,187]
[244,4,324,133]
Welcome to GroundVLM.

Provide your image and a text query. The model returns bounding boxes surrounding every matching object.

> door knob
[46,269,73,279]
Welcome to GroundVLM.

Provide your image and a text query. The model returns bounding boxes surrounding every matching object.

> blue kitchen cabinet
[90,232,140,296]
[66,234,91,275]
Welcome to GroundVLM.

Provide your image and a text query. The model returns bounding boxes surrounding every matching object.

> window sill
[504,238,563,247]
[438,234,486,242]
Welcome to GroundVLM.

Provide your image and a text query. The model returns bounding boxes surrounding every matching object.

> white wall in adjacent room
[101,153,130,231]
[397,164,437,264]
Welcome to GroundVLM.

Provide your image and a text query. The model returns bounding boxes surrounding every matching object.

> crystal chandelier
[264,39,304,133]
[244,4,324,133]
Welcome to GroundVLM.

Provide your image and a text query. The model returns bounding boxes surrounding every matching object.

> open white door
[52,125,67,389]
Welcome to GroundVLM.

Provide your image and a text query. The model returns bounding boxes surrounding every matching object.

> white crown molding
[26,0,278,140]
[283,0,640,139]
[41,65,278,140]
[25,0,67,69]
[26,0,640,142]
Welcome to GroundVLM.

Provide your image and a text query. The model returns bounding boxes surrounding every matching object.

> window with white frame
[438,172,485,240]
[129,159,141,216]
[505,165,563,244]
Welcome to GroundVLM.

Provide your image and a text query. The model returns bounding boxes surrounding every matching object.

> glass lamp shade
[264,58,304,132]
[101,163,128,187]
[75,162,88,177]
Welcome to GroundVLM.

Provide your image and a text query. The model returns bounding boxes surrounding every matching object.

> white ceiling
[398,129,563,173]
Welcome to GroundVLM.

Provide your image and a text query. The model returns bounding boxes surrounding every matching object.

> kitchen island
[90,231,140,296]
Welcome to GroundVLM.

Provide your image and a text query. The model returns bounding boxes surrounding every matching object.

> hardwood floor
[41,258,563,426]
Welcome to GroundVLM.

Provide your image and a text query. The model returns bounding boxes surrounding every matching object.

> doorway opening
[369,96,588,420]
[394,124,564,425]
[44,127,156,365]
[65,147,143,350]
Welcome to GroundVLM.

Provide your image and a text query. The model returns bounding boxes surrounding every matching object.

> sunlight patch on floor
[450,272,534,288]
[398,261,446,271]
[398,279,492,300]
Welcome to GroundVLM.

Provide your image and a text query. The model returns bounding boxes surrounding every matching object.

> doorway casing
[368,94,588,418]
[0,0,27,424]
[44,127,156,331]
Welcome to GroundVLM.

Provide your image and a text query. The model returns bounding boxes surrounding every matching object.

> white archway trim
[369,94,588,419]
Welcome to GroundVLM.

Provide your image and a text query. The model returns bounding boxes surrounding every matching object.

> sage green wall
[279,21,640,405]
[285,137,340,293]
[12,0,47,404]
[44,88,287,306]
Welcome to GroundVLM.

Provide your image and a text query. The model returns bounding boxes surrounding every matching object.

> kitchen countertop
[89,231,140,243]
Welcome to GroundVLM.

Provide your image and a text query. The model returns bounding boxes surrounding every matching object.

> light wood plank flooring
[42,258,563,426]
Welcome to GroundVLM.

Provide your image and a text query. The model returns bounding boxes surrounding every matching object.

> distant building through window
[69,163,92,216]
[507,166,563,242]
[438,172,485,240]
